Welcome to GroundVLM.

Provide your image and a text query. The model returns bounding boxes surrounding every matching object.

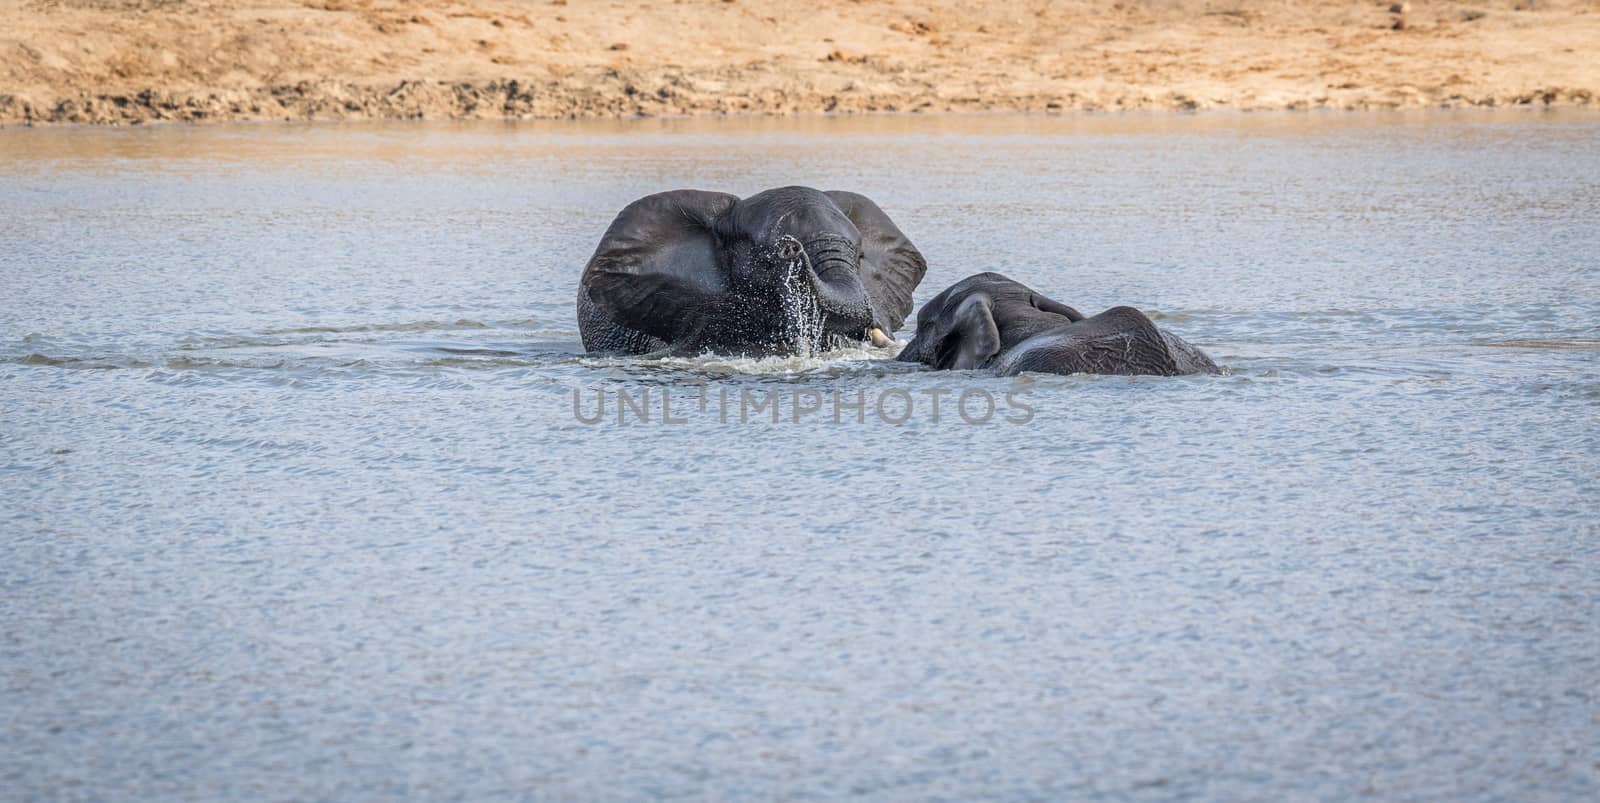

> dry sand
[2,0,1597,126]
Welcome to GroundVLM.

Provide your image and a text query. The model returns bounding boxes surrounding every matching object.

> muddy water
[3,111,1597,800]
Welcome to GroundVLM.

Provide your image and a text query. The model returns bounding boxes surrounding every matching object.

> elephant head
[895,272,1087,370]
[897,272,1219,376]
[577,186,927,356]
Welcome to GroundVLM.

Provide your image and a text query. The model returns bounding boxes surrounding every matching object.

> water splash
[775,254,826,356]
[653,349,887,376]
[576,342,905,376]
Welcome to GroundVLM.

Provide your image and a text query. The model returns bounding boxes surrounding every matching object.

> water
[3,111,1597,801]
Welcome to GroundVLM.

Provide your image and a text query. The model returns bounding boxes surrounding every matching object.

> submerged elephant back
[1159,330,1220,376]
[993,306,1220,377]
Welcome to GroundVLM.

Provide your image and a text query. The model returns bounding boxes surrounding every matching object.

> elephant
[895,273,1220,376]
[577,186,927,356]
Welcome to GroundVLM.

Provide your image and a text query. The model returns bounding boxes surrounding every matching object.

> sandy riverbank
[2,0,1596,126]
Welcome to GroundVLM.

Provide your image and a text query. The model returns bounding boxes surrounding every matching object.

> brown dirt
[2,0,1597,126]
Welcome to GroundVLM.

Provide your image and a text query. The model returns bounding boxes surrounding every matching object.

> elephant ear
[935,293,1002,370]
[825,191,928,332]
[581,189,740,344]
[1030,292,1085,323]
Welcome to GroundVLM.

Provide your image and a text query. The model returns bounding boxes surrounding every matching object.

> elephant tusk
[868,327,896,348]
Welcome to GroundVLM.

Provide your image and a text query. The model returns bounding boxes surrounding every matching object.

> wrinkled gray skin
[896,272,1220,376]
[578,186,927,356]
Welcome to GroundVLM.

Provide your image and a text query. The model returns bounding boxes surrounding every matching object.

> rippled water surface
[3,111,1598,801]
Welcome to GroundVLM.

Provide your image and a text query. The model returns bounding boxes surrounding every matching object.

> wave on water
[2,316,584,374]
[577,341,910,377]
[1475,338,1600,350]
[5,353,134,369]
[259,318,498,336]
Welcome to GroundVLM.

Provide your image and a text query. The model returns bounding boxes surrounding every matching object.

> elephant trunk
[802,236,874,336]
